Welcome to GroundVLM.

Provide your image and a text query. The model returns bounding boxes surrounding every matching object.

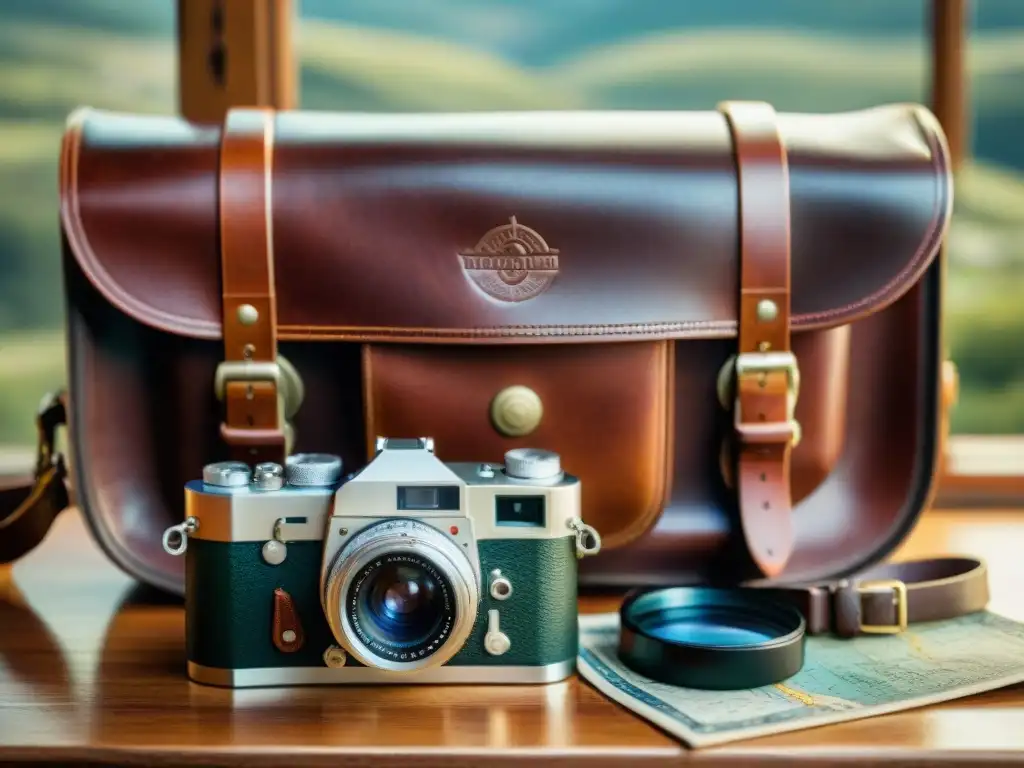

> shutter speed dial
[503,448,561,480]
[285,453,343,486]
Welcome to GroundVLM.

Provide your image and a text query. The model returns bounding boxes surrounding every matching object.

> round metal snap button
[490,385,543,437]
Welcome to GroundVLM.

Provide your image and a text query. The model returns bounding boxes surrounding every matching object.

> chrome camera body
[168,437,600,688]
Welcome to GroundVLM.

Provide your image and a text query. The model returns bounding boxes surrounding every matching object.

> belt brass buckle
[857,579,909,634]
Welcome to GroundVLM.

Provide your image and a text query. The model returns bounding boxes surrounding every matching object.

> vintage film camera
[163,437,602,688]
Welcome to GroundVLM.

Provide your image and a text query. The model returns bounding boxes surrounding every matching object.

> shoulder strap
[215,108,288,466]
[717,101,798,578]
[0,392,70,564]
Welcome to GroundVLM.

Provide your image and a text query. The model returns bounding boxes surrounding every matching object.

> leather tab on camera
[272,588,305,653]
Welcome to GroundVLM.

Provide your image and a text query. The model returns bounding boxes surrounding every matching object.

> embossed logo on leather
[458,216,559,302]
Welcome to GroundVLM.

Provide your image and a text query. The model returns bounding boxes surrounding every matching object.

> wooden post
[931,0,968,171]
[177,0,297,123]
[930,0,968,479]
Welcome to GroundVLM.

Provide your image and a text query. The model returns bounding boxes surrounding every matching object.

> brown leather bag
[0,100,952,597]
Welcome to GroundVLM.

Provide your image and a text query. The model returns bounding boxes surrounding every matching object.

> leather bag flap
[60,104,951,345]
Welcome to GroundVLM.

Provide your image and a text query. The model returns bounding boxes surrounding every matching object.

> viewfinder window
[397,486,460,511]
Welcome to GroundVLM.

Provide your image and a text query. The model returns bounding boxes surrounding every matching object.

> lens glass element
[347,552,456,663]
[641,612,778,646]
[624,589,804,650]
[368,562,440,642]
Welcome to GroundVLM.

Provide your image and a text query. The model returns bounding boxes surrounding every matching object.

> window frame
[174,0,1023,508]
[928,0,1024,507]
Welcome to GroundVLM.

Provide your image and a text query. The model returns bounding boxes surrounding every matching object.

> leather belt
[764,556,990,637]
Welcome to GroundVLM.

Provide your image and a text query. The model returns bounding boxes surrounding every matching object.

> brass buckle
[34,391,67,478]
[733,351,802,447]
[215,356,305,419]
[214,360,282,401]
[857,579,909,634]
[214,360,286,441]
[214,358,304,455]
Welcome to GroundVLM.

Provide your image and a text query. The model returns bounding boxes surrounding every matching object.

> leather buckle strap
[771,557,990,638]
[0,391,71,564]
[718,100,797,579]
[217,108,287,467]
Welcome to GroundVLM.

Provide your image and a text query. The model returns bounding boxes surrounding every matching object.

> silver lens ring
[322,520,478,673]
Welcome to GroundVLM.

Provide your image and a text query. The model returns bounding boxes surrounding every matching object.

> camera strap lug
[162,516,199,556]
[569,518,602,559]
[262,517,291,565]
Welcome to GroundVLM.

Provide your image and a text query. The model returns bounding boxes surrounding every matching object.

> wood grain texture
[3,508,1024,767]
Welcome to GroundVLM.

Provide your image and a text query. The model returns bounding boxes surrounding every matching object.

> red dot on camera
[450,526,459,535]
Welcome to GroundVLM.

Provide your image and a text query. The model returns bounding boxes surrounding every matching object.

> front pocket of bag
[362,341,674,549]
[789,325,851,502]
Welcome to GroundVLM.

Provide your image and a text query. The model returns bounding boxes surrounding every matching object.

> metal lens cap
[285,453,344,487]
[504,448,562,480]
[203,461,252,487]
[618,587,806,691]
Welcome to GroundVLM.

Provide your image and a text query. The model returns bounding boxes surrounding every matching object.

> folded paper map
[578,610,1024,748]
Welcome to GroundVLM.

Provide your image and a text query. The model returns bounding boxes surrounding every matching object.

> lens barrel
[322,519,478,672]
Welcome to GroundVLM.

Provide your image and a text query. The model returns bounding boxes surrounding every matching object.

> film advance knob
[285,453,344,487]
[203,461,252,487]
[503,448,562,480]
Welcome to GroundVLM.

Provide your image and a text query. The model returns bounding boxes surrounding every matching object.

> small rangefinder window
[397,485,460,511]
[495,496,546,527]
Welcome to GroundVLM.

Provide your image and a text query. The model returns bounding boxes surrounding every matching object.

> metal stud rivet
[324,646,347,668]
[756,299,778,323]
[237,304,259,326]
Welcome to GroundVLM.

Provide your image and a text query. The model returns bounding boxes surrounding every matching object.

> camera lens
[360,558,450,649]
[347,553,458,662]
[323,519,479,672]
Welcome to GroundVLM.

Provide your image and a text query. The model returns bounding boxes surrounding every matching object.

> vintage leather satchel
[0,100,952,597]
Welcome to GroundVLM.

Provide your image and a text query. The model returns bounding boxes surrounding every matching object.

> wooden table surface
[4,507,1024,767]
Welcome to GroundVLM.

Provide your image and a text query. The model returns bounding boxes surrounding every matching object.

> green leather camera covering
[185,535,578,670]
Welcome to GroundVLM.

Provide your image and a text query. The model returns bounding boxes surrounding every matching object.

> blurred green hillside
[0,3,1022,446]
